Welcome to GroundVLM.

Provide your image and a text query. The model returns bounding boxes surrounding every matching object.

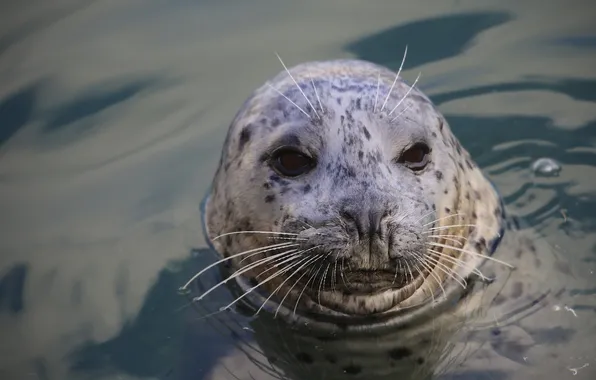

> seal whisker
[213,231,300,240]
[387,71,422,117]
[413,209,436,224]
[267,84,312,119]
[427,242,515,268]
[380,44,408,113]
[412,253,447,301]
[293,253,327,316]
[390,101,414,122]
[373,70,381,112]
[410,259,438,303]
[426,224,477,232]
[180,242,297,290]
[270,247,323,317]
[310,79,324,114]
[267,236,308,241]
[275,52,320,119]
[318,262,332,306]
[427,236,465,247]
[428,248,491,281]
[423,251,468,290]
[222,253,311,312]
[194,248,302,302]
[237,243,301,264]
[427,233,468,242]
[256,247,322,316]
[422,213,465,227]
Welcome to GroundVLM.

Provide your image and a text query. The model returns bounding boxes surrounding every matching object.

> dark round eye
[397,143,430,171]
[271,148,315,177]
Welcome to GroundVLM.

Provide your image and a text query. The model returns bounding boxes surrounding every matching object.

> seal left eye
[397,143,430,171]
[271,148,315,177]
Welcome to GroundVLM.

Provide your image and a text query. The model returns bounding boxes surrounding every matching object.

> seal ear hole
[396,143,430,171]
[270,147,316,177]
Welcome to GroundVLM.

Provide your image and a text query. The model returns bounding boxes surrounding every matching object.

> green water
[1,1,595,379]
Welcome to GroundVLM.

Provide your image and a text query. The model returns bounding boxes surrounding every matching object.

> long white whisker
[254,254,313,315]
[380,45,408,112]
[428,248,491,281]
[311,79,324,114]
[213,230,299,240]
[422,213,465,227]
[221,252,308,311]
[270,248,322,317]
[428,236,465,247]
[412,253,446,300]
[275,53,320,119]
[180,242,297,290]
[194,248,301,301]
[426,224,477,232]
[423,251,467,290]
[293,253,327,315]
[387,72,421,116]
[267,84,311,119]
[318,262,331,305]
[427,242,514,268]
[390,101,414,122]
[373,71,381,113]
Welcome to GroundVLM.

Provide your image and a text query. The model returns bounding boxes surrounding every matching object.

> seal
[183,55,571,380]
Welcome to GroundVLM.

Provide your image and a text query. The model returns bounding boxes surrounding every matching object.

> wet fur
[195,59,571,380]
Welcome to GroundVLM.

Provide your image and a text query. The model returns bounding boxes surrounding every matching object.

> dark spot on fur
[493,294,507,305]
[363,127,371,140]
[303,184,312,193]
[271,118,280,127]
[435,170,443,180]
[296,352,313,364]
[343,365,362,375]
[388,347,412,360]
[263,182,271,189]
[238,126,251,150]
[491,327,501,336]
[264,195,275,203]
[358,150,364,160]
[445,207,451,213]
[511,281,523,298]
[416,357,425,365]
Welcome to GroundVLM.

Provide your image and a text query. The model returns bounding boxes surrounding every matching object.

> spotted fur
[199,60,571,380]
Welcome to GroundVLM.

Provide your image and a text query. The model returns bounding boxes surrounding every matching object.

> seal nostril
[340,209,363,240]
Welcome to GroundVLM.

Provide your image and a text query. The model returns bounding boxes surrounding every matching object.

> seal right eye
[397,142,430,171]
[270,148,315,177]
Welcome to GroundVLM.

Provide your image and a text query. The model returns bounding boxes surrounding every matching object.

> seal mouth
[318,268,415,295]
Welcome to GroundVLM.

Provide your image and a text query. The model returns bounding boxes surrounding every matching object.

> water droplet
[531,158,561,177]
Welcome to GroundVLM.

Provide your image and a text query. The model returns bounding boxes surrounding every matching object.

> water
[1,0,595,379]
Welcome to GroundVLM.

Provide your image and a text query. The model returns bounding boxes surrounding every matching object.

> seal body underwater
[184,57,572,380]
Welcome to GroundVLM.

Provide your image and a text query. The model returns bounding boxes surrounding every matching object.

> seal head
[204,59,504,321]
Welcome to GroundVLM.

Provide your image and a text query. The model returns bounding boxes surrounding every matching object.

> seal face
[201,58,506,322]
[189,58,571,380]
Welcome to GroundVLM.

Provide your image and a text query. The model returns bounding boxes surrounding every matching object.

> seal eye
[398,143,430,171]
[271,148,315,177]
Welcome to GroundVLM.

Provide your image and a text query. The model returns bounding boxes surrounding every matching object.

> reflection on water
[1,0,595,379]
